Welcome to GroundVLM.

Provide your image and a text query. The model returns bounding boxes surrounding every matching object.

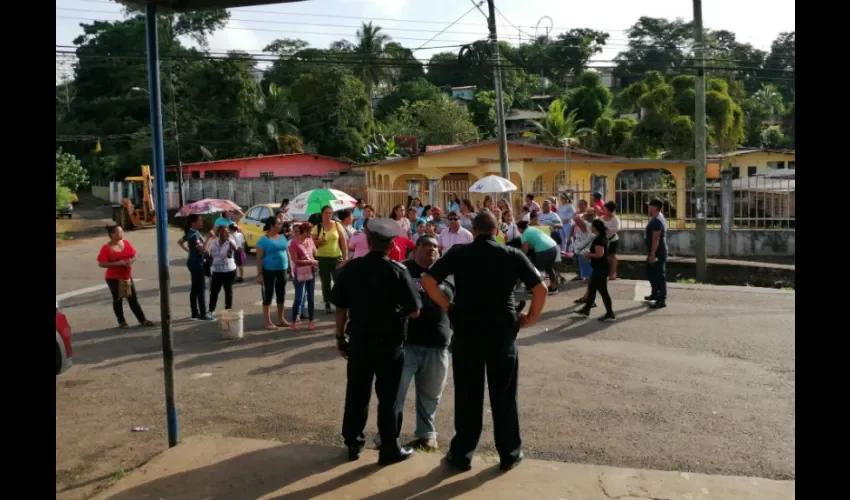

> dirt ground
[55,209,795,499]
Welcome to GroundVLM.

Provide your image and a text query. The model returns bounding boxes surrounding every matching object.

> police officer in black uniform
[421,211,548,472]
[329,218,423,465]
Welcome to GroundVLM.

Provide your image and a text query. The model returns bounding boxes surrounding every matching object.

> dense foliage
[55,11,794,180]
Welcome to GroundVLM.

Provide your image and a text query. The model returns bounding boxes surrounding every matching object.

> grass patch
[780,286,794,291]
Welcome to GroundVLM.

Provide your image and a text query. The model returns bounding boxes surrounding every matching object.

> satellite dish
[200,146,214,161]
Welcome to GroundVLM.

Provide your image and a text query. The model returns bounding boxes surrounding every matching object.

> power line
[414,3,484,51]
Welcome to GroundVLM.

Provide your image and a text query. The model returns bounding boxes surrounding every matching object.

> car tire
[56,343,61,376]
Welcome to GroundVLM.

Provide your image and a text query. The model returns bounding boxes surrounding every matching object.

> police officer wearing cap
[421,211,547,472]
[329,218,423,465]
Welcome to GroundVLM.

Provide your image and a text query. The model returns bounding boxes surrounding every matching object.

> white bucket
[219,309,244,340]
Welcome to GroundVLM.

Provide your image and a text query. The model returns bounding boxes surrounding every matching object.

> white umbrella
[469,175,517,194]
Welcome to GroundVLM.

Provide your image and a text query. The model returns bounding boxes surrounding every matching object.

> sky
[56,0,795,74]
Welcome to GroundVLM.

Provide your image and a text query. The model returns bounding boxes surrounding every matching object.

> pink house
[167,153,351,179]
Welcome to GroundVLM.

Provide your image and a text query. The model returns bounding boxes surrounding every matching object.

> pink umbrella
[176,199,241,217]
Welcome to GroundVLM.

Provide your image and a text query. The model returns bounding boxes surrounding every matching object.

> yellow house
[355,140,721,229]
[711,149,796,178]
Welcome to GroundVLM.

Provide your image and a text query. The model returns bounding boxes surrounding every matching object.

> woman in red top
[388,234,415,262]
[96,225,154,328]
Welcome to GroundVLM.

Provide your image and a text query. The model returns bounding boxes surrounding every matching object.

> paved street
[55,226,795,499]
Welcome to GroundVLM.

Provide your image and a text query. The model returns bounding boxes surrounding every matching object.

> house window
[259,172,275,180]
[731,167,740,179]
[747,166,757,177]
[767,161,784,169]
[788,161,795,169]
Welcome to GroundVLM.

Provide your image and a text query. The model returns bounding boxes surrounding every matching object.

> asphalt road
[55,224,795,499]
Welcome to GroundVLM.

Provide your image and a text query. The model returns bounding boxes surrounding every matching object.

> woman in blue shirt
[256,216,291,329]
[178,214,214,321]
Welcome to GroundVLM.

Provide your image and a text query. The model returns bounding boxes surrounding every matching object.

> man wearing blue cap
[330,218,422,466]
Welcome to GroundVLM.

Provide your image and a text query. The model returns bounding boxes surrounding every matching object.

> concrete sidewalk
[95,435,794,500]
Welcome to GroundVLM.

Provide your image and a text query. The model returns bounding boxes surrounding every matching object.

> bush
[56,181,73,210]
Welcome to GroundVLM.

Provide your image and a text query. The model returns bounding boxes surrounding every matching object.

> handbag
[118,279,134,298]
[295,265,314,282]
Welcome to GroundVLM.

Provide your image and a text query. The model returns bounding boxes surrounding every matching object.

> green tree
[56,148,89,192]
[383,95,478,146]
[469,90,513,139]
[385,42,424,87]
[426,52,468,87]
[183,52,265,159]
[782,103,795,148]
[613,17,694,81]
[261,83,300,152]
[291,67,373,159]
[375,78,442,120]
[764,32,795,103]
[564,71,613,128]
[760,126,787,149]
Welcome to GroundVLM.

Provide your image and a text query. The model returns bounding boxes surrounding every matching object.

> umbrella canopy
[469,175,518,193]
[289,189,357,216]
[176,198,241,217]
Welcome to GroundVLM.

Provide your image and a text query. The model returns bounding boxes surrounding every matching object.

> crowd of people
[94,189,669,469]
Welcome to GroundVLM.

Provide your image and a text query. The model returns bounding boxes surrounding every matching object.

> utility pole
[486,0,511,189]
[692,0,708,282]
[167,71,184,207]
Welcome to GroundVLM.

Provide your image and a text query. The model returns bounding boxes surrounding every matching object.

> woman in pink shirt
[347,219,371,259]
[288,222,318,329]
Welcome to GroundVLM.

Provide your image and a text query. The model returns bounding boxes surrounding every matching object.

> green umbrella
[288,188,358,216]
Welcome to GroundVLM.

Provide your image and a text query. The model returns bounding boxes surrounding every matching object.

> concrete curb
[95,435,795,500]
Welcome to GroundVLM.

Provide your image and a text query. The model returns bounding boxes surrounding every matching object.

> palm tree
[753,84,784,124]
[355,21,391,95]
[528,99,589,147]
[261,83,300,152]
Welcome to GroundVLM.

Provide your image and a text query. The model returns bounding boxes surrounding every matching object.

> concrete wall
[617,229,795,257]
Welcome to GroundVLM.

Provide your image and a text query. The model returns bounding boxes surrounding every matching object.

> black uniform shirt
[330,250,422,345]
[425,235,542,332]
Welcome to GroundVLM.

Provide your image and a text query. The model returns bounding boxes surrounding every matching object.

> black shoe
[378,446,414,466]
[644,295,658,301]
[547,287,560,295]
[347,445,363,461]
[235,277,244,283]
[648,301,667,309]
[573,309,590,318]
[443,452,472,472]
[599,313,617,322]
[500,452,524,472]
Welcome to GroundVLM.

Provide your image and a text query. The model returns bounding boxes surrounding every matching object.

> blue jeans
[577,254,593,279]
[560,222,573,251]
[291,275,316,322]
[395,345,449,440]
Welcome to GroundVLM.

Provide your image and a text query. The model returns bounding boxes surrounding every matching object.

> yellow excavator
[112,165,157,230]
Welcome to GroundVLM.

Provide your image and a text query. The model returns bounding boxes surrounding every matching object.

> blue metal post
[144,2,179,448]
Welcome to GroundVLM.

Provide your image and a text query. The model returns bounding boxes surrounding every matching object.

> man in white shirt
[439,210,473,254]
[537,200,563,248]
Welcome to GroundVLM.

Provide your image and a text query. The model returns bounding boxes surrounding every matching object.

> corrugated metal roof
[505,110,547,121]
[425,145,461,152]
[709,148,796,158]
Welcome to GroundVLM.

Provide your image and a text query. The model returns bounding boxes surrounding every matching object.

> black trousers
[449,333,521,466]
[342,341,404,456]
[261,269,286,306]
[585,268,614,315]
[209,270,236,313]
[534,246,559,288]
[647,257,668,301]
[187,262,207,318]
[105,279,146,325]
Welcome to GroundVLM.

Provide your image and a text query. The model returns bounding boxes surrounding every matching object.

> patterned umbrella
[176,198,241,217]
[288,188,357,216]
